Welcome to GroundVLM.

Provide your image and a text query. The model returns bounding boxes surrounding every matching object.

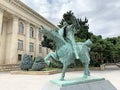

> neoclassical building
[0,0,56,65]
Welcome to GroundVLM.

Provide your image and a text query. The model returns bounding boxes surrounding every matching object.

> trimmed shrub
[32,56,45,71]
[20,54,33,71]
[49,60,63,68]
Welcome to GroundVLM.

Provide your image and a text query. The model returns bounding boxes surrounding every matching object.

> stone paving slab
[0,65,120,90]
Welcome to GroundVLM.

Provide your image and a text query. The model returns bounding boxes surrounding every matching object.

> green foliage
[49,59,83,68]
[31,56,45,71]
[42,10,93,50]
[90,35,120,64]
[74,59,83,67]
[41,10,120,67]
[20,54,33,71]
[41,35,56,50]
[58,10,93,40]
[43,68,59,71]
[90,58,101,67]
[58,11,74,27]
[49,60,63,68]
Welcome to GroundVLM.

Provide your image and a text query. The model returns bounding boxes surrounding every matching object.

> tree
[41,10,93,50]
[58,10,93,40]
[41,28,57,50]
[41,10,120,66]
[41,35,56,50]
[32,56,45,71]
[20,54,33,71]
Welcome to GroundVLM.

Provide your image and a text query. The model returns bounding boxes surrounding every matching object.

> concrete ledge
[10,67,101,75]
[11,70,61,75]
[0,64,20,71]
[116,63,120,67]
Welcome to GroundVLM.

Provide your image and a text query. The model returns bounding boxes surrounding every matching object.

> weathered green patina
[40,17,92,81]
[50,76,105,87]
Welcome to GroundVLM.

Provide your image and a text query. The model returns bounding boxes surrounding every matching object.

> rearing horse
[40,26,92,81]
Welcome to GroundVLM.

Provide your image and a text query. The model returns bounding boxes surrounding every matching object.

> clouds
[21,0,120,38]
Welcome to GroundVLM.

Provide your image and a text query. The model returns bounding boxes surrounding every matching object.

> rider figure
[59,21,80,59]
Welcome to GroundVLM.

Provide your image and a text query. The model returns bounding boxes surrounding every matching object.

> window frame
[18,39,23,50]
[18,22,24,34]
[18,54,22,61]
[29,42,34,52]
[30,27,34,38]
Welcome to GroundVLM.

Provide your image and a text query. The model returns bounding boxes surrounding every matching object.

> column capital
[0,8,4,14]
[35,26,40,31]
[25,21,30,26]
[12,15,19,20]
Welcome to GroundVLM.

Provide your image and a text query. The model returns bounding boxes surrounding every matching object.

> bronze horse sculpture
[40,26,92,81]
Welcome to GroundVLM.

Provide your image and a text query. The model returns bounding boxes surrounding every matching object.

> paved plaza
[0,65,120,90]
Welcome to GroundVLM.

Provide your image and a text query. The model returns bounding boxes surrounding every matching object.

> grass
[43,67,59,71]
[43,66,99,71]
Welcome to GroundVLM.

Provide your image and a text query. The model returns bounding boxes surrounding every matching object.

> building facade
[0,0,56,65]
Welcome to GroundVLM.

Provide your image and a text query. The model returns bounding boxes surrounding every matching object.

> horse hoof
[45,61,50,66]
[82,75,87,79]
[59,78,64,81]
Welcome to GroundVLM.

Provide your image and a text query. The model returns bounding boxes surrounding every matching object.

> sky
[21,0,120,38]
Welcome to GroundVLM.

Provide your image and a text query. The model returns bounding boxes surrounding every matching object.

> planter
[11,67,101,75]
[100,64,105,70]
[116,63,120,67]
[11,69,61,75]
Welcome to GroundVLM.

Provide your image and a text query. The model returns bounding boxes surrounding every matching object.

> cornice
[0,3,6,13]
[0,9,4,15]
[4,0,57,29]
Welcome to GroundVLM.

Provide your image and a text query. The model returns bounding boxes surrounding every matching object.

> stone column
[9,15,19,64]
[0,8,4,64]
[35,27,39,57]
[25,22,30,54]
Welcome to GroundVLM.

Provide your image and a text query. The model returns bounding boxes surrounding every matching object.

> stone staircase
[0,64,20,71]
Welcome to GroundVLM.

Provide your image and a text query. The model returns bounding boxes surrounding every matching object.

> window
[19,22,24,34]
[18,40,23,50]
[18,54,22,61]
[39,44,42,53]
[30,55,33,59]
[30,27,34,38]
[38,28,42,40]
[29,42,34,52]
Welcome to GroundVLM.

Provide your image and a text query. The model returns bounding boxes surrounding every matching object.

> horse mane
[63,26,67,38]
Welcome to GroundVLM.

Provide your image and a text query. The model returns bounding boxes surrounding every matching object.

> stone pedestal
[42,76,116,90]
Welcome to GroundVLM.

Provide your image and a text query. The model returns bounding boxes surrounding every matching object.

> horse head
[40,26,66,49]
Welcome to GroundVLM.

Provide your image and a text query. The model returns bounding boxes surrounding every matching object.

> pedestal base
[42,76,116,90]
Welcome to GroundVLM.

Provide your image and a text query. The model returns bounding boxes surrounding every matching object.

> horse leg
[60,64,68,81]
[85,63,90,76]
[82,63,89,79]
[88,65,90,76]
[44,52,57,66]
